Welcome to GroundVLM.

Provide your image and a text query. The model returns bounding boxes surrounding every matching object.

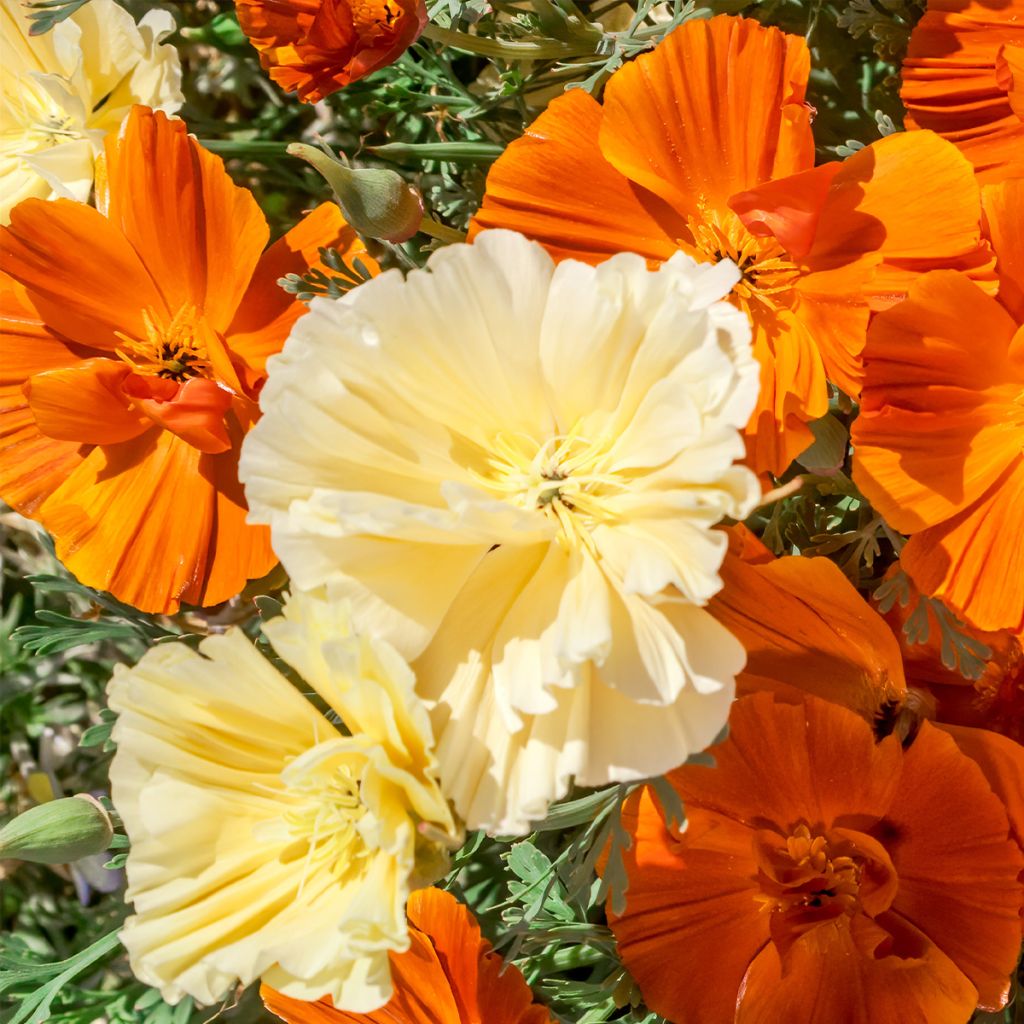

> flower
[901,0,1024,183]
[607,691,1024,1024]
[0,105,376,614]
[241,229,760,835]
[708,526,908,728]
[0,0,182,224]
[261,887,553,1024]
[235,0,428,102]
[852,179,1024,633]
[470,14,996,475]
[875,565,1024,744]
[107,587,460,1008]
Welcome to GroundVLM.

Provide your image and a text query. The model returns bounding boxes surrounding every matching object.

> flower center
[115,305,211,382]
[684,208,799,315]
[477,427,625,549]
[351,0,404,42]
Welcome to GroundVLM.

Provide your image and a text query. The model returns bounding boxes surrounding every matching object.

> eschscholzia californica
[262,887,553,1024]
[471,14,996,476]
[0,105,376,614]
[852,179,1024,634]
[0,0,182,223]
[107,588,460,1008]
[901,0,1024,183]
[876,565,1024,743]
[607,691,1024,1024]
[241,229,760,835]
[235,0,428,102]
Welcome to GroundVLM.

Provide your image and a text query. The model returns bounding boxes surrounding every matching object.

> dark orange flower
[876,565,1024,743]
[901,0,1024,183]
[0,105,376,614]
[710,527,908,727]
[262,887,553,1024]
[852,179,1024,633]
[470,14,996,476]
[236,0,428,102]
[608,691,1024,1024]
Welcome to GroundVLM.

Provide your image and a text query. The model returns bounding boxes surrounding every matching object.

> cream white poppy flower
[107,588,459,1009]
[0,0,182,223]
[241,230,761,834]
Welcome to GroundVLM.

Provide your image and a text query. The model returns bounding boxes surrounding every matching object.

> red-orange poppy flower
[709,526,909,727]
[0,105,376,614]
[607,691,1024,1024]
[236,0,428,102]
[875,565,1024,743]
[261,887,553,1024]
[852,179,1024,634]
[470,14,996,476]
[901,0,1024,183]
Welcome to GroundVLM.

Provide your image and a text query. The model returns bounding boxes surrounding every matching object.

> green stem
[418,217,467,245]
[421,22,594,60]
[369,140,504,163]
[200,139,291,157]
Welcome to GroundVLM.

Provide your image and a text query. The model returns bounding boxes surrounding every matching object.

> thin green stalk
[421,22,595,60]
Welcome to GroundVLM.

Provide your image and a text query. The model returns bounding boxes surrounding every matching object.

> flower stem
[421,22,594,60]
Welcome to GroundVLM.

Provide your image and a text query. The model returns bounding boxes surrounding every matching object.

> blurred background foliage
[11,1,1019,1023]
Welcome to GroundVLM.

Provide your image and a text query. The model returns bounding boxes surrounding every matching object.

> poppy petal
[470,89,679,264]
[736,912,978,1024]
[599,16,813,214]
[983,178,1024,321]
[125,376,233,454]
[103,106,269,332]
[25,359,150,445]
[852,270,1021,532]
[884,720,1024,1009]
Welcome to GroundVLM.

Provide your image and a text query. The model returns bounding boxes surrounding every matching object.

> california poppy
[471,14,995,475]
[0,105,375,614]
[876,565,1024,743]
[608,691,1024,1024]
[852,179,1024,634]
[262,887,552,1024]
[236,0,428,102]
[901,0,1024,183]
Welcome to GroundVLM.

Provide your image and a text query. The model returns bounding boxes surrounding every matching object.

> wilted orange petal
[852,270,1021,532]
[470,89,679,264]
[103,107,270,333]
[883,721,1024,1008]
[25,359,149,445]
[124,375,233,454]
[736,912,979,1024]
[228,202,378,377]
[599,16,814,215]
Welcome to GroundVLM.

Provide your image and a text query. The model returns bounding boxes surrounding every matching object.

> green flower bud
[288,143,424,243]
[0,795,113,865]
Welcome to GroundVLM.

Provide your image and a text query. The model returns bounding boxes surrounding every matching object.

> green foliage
[21,0,91,36]
[279,250,380,302]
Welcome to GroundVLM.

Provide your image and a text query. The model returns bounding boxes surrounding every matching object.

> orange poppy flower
[875,565,1024,743]
[607,691,1024,1024]
[0,105,375,614]
[709,526,908,728]
[901,0,1024,183]
[852,179,1024,634]
[261,887,553,1024]
[236,0,428,102]
[470,14,996,476]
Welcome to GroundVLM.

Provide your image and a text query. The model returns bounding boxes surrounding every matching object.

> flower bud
[0,795,113,865]
[288,143,424,243]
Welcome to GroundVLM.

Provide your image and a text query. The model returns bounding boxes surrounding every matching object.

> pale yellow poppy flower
[107,588,459,1008]
[0,0,182,223]
[242,230,761,834]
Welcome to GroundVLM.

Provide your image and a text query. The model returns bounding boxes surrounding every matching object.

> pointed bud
[0,795,113,865]
[288,143,424,243]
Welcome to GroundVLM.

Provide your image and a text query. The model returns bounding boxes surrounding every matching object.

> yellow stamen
[115,304,211,382]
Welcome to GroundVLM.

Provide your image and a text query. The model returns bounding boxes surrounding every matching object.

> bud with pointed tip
[0,795,114,865]
[288,143,424,243]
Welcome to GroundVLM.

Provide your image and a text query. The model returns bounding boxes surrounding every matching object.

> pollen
[115,305,211,382]
[684,208,800,316]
